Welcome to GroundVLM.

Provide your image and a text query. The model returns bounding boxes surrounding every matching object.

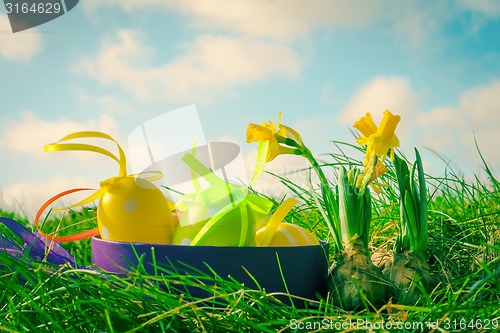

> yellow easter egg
[256,223,319,246]
[97,176,174,244]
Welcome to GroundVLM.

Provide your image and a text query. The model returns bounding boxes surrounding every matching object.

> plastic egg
[255,223,319,246]
[172,220,207,245]
[177,200,211,227]
[175,183,258,246]
[192,206,257,246]
[97,176,175,244]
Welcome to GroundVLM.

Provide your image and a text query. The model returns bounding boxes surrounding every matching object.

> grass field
[1,147,499,333]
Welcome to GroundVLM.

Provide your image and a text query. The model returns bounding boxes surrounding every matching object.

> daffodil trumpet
[35,131,176,244]
[246,112,303,162]
[382,149,433,305]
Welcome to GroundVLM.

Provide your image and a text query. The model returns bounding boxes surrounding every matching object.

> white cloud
[75,30,302,102]
[458,0,500,18]
[82,0,474,46]
[338,76,421,146]
[338,76,500,172]
[83,0,386,40]
[0,112,119,158]
[415,106,465,151]
[244,150,320,200]
[0,176,97,220]
[339,76,420,123]
[77,91,135,115]
[168,0,392,41]
[0,14,42,61]
[417,80,500,170]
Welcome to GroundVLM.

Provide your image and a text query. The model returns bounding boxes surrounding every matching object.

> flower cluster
[246,110,401,251]
[353,110,401,165]
[353,110,400,194]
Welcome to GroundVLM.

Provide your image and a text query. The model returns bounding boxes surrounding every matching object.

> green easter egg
[172,220,207,245]
[178,201,211,226]
[193,207,257,246]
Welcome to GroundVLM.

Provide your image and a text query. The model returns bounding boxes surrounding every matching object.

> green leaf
[404,189,418,250]
[338,167,358,244]
[361,189,371,249]
[410,163,421,227]
[414,148,428,252]
[398,199,409,252]
[394,154,410,193]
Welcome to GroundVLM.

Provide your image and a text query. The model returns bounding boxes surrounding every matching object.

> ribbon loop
[34,188,99,242]
[45,131,127,177]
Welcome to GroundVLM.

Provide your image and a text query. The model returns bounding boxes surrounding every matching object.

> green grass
[1,147,500,332]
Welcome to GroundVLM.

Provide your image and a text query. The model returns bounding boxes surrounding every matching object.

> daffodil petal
[266,138,281,161]
[378,110,401,139]
[353,113,377,137]
[356,136,370,147]
[246,124,274,143]
[279,124,304,144]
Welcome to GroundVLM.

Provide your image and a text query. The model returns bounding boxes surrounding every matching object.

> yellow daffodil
[354,110,401,165]
[246,123,274,142]
[246,112,302,161]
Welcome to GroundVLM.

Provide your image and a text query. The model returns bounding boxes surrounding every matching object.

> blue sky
[1,0,500,218]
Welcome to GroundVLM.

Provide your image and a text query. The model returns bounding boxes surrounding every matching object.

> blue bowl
[92,236,329,305]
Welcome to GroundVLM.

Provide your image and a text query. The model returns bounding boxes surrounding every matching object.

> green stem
[307,150,342,250]
[338,165,372,250]
[276,135,342,250]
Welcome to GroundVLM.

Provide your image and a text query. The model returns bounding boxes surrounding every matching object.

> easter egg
[175,183,257,246]
[97,176,175,244]
[173,200,210,245]
[172,220,207,245]
[192,206,257,246]
[178,200,211,227]
[255,223,319,246]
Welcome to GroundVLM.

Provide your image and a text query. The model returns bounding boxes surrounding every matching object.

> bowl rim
[91,235,329,250]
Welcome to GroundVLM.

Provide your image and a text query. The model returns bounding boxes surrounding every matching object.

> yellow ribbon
[43,131,128,212]
[45,131,128,177]
[256,197,299,246]
[47,131,165,209]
